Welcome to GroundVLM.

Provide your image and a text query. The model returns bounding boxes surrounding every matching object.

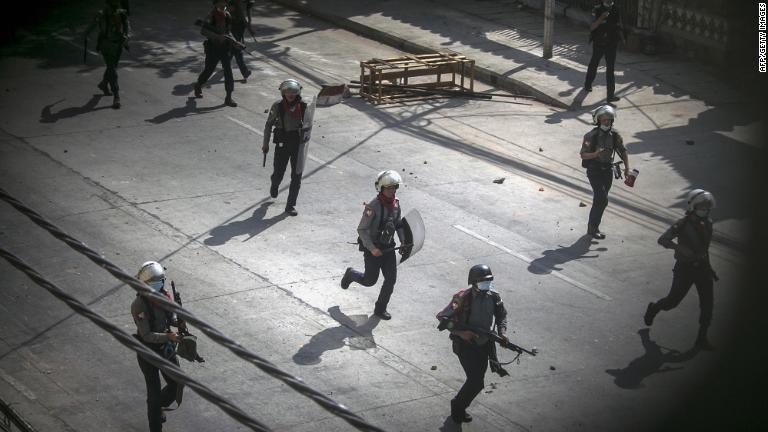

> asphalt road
[0,1,762,431]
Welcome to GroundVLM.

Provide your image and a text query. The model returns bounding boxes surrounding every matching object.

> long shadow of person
[292,306,381,365]
[146,96,225,125]
[438,415,462,431]
[39,95,109,123]
[606,328,699,389]
[527,234,605,275]
[203,202,287,246]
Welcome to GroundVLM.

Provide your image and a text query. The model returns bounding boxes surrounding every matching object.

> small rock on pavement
[685,139,695,145]
[550,366,556,371]
[579,201,587,207]
[423,160,428,164]
[539,147,544,152]
[538,187,545,191]
[493,177,505,184]
[430,365,437,370]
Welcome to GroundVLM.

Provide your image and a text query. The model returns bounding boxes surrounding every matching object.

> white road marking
[452,224,612,301]
[0,368,37,400]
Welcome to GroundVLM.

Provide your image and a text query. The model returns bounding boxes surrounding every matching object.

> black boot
[588,225,606,240]
[225,93,238,107]
[340,267,354,289]
[644,302,658,326]
[194,82,203,98]
[284,205,297,216]
[374,309,391,320]
[450,399,471,423]
[112,95,121,109]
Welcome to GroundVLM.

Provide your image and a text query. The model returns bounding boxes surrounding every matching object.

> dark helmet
[468,264,494,285]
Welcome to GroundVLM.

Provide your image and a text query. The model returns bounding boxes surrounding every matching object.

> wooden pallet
[359,53,475,105]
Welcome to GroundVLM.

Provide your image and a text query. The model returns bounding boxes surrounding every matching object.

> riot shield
[399,209,425,264]
[296,95,316,175]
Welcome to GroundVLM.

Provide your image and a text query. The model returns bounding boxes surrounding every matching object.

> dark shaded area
[145,96,225,124]
[527,234,605,275]
[39,94,110,123]
[292,306,380,365]
[606,329,699,389]
[203,202,287,246]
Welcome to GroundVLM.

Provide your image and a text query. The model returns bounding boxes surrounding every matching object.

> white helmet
[592,105,616,125]
[279,79,302,96]
[685,189,716,212]
[374,170,402,192]
[137,261,166,291]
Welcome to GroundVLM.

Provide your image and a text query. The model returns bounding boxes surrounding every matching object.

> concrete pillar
[543,0,554,59]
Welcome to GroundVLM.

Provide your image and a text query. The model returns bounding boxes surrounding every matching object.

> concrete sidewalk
[269,0,744,109]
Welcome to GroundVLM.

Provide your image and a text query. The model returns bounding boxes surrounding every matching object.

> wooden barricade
[359,53,475,104]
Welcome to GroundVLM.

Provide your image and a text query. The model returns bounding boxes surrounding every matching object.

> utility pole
[543,0,554,59]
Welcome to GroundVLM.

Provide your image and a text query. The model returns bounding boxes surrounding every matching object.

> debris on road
[493,177,506,184]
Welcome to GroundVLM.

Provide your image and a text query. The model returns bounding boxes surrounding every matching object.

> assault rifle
[170,280,187,333]
[194,19,256,58]
[438,318,538,357]
[171,281,205,362]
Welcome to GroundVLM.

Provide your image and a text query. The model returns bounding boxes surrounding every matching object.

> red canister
[624,169,639,187]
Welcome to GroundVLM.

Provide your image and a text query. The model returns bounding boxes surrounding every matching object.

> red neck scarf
[148,288,172,308]
[282,96,303,120]
[377,193,397,209]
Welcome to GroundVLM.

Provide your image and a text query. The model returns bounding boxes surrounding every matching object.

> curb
[268,0,569,109]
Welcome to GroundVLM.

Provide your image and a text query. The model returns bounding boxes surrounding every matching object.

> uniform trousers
[587,166,613,231]
[451,339,489,414]
[349,249,397,313]
[137,353,179,432]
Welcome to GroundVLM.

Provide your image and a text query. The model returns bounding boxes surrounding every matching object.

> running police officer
[580,105,629,239]
[584,0,624,102]
[194,0,238,107]
[84,0,130,109]
[131,261,183,432]
[644,189,718,350]
[340,170,406,320]
[438,264,508,424]
[262,79,308,216]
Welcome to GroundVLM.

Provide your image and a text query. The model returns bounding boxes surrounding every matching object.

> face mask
[148,279,165,291]
[600,124,612,132]
[694,209,709,218]
[476,281,492,292]
[603,1,614,7]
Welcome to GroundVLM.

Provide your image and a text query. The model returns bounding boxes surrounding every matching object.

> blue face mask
[694,209,710,218]
[148,279,165,291]
[476,281,492,291]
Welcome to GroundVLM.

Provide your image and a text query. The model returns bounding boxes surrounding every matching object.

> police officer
[340,170,406,320]
[439,265,508,424]
[644,189,718,350]
[584,0,624,102]
[228,0,252,81]
[84,0,130,109]
[580,105,629,239]
[131,261,183,432]
[194,0,238,107]
[262,79,308,216]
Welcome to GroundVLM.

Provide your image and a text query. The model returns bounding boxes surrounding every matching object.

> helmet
[685,189,716,212]
[279,79,302,96]
[375,170,402,192]
[592,105,616,125]
[467,264,494,285]
[137,261,165,291]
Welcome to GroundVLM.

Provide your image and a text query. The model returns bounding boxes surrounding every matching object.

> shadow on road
[605,328,699,389]
[527,234,605,275]
[39,95,110,123]
[203,202,287,246]
[292,306,380,365]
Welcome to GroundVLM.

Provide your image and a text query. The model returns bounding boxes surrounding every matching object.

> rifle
[438,318,538,357]
[262,149,267,167]
[170,281,187,333]
[194,19,257,58]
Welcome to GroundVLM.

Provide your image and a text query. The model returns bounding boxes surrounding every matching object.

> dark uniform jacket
[658,214,713,265]
[263,99,308,147]
[357,196,405,252]
[590,3,623,46]
[131,292,177,350]
[86,6,130,52]
[580,127,627,168]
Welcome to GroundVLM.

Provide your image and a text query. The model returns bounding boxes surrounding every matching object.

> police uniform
[441,288,508,423]
[343,195,405,317]
[580,126,627,235]
[131,292,180,432]
[228,0,251,80]
[84,1,130,108]
[194,2,236,106]
[263,98,308,213]
[584,1,623,100]
[646,214,716,345]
